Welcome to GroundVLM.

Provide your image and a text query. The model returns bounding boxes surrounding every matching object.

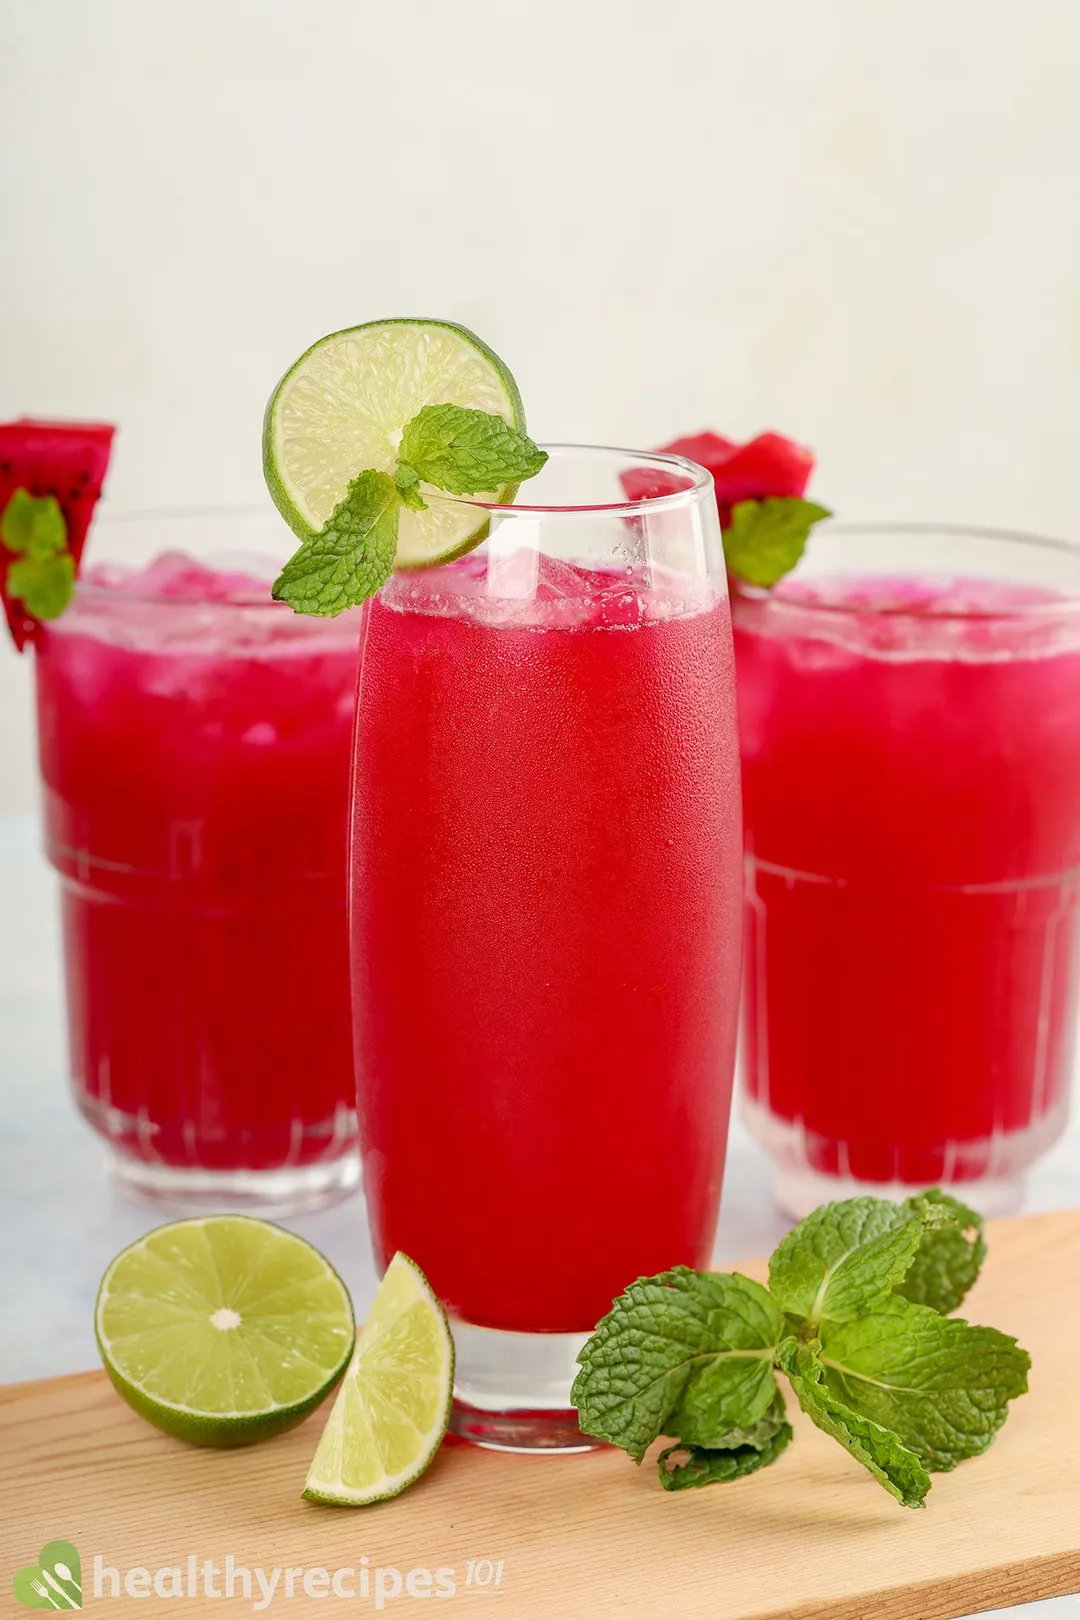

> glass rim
[71,448,714,608]
[418,442,712,515]
[732,519,1080,623]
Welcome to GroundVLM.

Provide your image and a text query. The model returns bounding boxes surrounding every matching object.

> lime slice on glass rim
[303,1251,454,1507]
[263,318,527,569]
[95,1216,354,1446]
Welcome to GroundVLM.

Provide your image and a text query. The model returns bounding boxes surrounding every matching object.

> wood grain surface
[3,1210,1080,1619]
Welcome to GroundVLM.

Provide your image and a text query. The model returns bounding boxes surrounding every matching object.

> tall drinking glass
[34,511,362,1213]
[351,447,743,1450]
[733,524,1080,1217]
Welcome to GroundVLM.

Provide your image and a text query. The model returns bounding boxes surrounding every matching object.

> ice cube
[535,554,594,600]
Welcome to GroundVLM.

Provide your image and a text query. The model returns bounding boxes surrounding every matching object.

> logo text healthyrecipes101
[14,1544,507,1611]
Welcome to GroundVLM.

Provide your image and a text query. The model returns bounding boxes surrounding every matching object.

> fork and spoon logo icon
[13,1541,82,1610]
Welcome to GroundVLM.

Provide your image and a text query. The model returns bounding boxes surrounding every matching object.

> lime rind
[95,1215,354,1448]
[302,1252,455,1507]
[263,317,526,571]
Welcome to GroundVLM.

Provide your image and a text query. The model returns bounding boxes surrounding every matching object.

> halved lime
[263,318,526,569]
[303,1251,454,1506]
[95,1216,354,1447]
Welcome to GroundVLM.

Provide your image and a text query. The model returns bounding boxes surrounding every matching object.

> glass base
[770,1161,1026,1221]
[108,1150,361,1217]
[447,1320,602,1453]
[740,1096,1055,1220]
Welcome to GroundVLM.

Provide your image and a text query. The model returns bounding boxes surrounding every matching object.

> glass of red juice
[733,523,1080,1218]
[351,447,743,1450]
[34,511,363,1213]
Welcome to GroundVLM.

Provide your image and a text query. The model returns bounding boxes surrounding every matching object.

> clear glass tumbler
[350,447,743,1450]
[732,523,1080,1217]
[34,510,362,1213]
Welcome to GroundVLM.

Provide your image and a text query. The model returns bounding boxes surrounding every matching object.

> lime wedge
[303,1251,454,1506]
[263,318,526,569]
[95,1216,354,1447]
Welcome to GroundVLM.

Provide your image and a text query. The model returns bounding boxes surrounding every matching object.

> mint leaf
[722,496,831,587]
[2,489,75,620]
[572,1269,784,1462]
[658,1395,793,1491]
[896,1190,987,1315]
[665,1274,785,1446]
[776,1337,931,1508]
[819,1295,1029,1472]
[768,1197,926,1328]
[398,403,547,496]
[272,470,400,615]
[7,551,76,619]
[394,462,427,512]
[691,1389,791,1454]
[0,489,68,560]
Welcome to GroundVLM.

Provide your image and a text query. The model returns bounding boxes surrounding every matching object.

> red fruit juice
[351,553,744,1333]
[34,554,362,1183]
[733,572,1080,1195]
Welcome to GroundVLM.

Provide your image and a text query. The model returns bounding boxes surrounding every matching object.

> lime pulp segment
[303,1251,455,1506]
[95,1216,355,1447]
[263,317,527,569]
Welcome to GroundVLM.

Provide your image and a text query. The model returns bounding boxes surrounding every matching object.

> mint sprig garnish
[272,471,401,615]
[0,488,76,620]
[272,405,546,615]
[572,1191,1030,1509]
[722,496,831,588]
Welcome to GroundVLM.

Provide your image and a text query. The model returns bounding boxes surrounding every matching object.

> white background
[2,0,1080,810]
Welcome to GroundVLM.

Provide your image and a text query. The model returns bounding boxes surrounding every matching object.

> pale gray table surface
[2,812,1078,1619]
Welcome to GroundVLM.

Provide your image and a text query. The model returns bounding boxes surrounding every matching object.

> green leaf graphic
[13,1540,81,1610]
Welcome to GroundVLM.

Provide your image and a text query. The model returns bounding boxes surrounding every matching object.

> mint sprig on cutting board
[572,1192,1029,1509]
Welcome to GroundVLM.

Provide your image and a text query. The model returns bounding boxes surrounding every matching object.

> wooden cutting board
[3,1209,1080,1620]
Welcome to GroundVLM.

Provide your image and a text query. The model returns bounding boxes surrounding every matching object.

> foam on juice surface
[62,551,362,659]
[40,550,362,728]
[778,573,1070,616]
[735,571,1080,663]
[381,549,717,629]
[85,551,279,603]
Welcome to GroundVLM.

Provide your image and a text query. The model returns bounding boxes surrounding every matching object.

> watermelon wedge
[622,430,814,527]
[0,419,115,651]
